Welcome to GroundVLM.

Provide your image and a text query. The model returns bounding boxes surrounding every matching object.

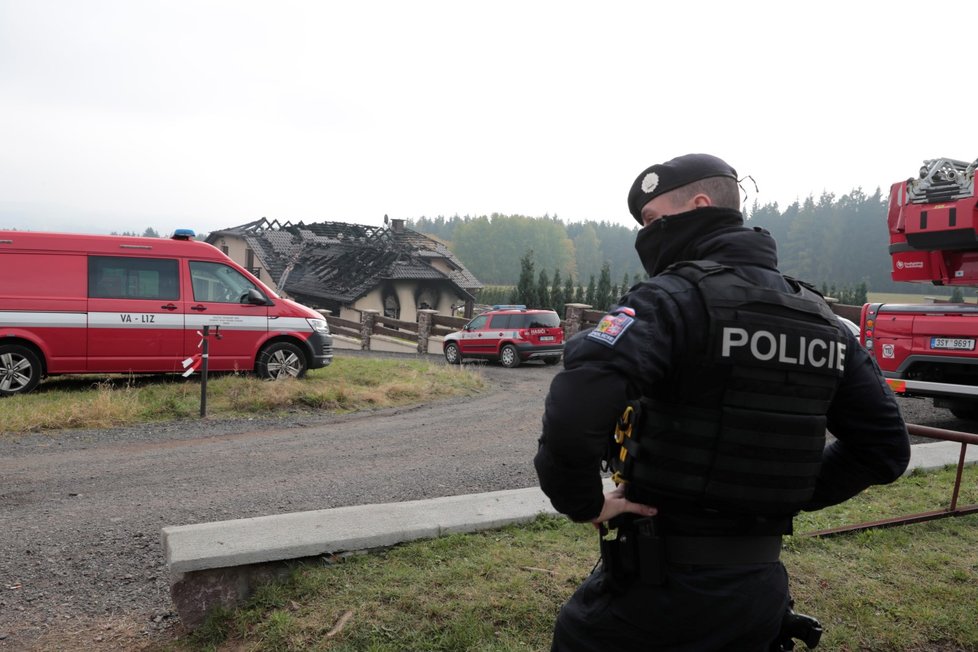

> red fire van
[0,229,333,396]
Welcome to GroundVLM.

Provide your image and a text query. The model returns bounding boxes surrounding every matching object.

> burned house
[206,217,482,322]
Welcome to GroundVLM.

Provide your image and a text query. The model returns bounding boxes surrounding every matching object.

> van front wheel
[0,344,42,397]
[257,342,308,380]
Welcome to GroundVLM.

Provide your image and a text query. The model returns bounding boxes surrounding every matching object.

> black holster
[770,600,822,650]
[599,516,665,586]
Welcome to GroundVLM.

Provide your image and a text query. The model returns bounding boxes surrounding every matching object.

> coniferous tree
[551,269,565,316]
[576,283,585,303]
[596,262,612,311]
[563,274,576,313]
[515,249,538,308]
[586,275,597,306]
[537,269,551,309]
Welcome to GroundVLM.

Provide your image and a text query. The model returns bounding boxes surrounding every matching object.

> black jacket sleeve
[534,358,629,521]
[804,325,911,511]
[534,284,686,521]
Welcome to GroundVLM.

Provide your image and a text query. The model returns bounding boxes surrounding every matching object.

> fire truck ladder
[908,157,978,204]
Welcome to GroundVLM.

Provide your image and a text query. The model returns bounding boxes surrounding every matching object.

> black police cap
[627,153,738,224]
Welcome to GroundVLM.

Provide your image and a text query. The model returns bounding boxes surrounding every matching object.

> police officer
[534,153,910,651]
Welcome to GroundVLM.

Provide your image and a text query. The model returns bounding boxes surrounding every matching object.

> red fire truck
[861,157,978,418]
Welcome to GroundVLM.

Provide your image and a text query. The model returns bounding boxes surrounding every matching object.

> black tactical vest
[612,261,847,517]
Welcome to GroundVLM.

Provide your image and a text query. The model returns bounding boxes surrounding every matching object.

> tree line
[412,187,941,312]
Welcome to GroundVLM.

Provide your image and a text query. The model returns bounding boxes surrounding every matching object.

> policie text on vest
[721,326,846,371]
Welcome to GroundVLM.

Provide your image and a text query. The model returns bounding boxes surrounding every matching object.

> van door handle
[161,303,178,311]
[191,305,207,312]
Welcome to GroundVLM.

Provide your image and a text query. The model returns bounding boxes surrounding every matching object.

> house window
[245,248,261,278]
[383,293,400,319]
[416,288,439,313]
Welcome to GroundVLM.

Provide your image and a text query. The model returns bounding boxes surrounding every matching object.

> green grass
[0,357,485,435]
[156,466,978,652]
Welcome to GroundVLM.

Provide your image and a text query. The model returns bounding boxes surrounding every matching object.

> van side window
[189,261,259,303]
[89,256,179,300]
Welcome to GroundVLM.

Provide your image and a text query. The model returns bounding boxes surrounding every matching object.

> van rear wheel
[0,344,42,396]
[257,342,308,380]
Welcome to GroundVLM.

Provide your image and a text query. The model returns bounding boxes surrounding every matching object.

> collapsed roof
[207,218,482,307]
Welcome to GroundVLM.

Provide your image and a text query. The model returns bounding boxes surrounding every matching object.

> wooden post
[416,309,438,355]
[360,310,378,351]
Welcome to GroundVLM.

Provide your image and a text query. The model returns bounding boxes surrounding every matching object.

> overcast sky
[1,1,976,236]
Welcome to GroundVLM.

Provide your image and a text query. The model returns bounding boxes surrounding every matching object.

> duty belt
[665,535,783,565]
[600,517,782,586]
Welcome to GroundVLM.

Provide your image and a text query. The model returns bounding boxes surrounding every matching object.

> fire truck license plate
[930,337,975,350]
[539,335,555,341]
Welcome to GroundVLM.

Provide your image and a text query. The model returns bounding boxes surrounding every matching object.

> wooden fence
[320,302,864,355]
[320,309,469,354]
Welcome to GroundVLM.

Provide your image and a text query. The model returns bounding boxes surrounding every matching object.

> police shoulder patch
[587,310,636,347]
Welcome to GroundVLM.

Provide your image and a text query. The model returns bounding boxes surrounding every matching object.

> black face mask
[634,207,744,276]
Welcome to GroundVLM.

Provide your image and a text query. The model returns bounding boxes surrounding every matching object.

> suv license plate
[930,337,976,351]
[539,335,555,342]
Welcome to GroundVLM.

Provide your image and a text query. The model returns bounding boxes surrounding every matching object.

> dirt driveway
[0,357,555,650]
[1,352,973,651]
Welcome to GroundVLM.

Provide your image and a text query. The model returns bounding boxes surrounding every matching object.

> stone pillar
[360,310,378,351]
[416,309,438,355]
[563,303,592,339]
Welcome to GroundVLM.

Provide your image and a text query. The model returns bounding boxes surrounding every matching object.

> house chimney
[390,218,405,234]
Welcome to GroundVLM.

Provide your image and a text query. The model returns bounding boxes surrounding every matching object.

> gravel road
[0,354,973,651]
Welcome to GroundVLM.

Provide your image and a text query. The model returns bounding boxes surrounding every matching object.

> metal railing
[804,424,978,537]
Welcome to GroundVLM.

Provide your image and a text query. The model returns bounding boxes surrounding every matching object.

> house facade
[206,217,482,322]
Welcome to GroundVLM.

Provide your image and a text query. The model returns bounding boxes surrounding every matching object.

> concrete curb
[162,442,974,628]
[903,440,978,473]
[163,486,558,575]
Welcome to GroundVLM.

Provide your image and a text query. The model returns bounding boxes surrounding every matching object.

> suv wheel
[499,344,521,368]
[444,343,461,365]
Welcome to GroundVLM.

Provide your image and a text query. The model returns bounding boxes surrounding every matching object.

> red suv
[443,305,564,367]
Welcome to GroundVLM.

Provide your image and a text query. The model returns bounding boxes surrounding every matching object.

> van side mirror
[243,288,270,305]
